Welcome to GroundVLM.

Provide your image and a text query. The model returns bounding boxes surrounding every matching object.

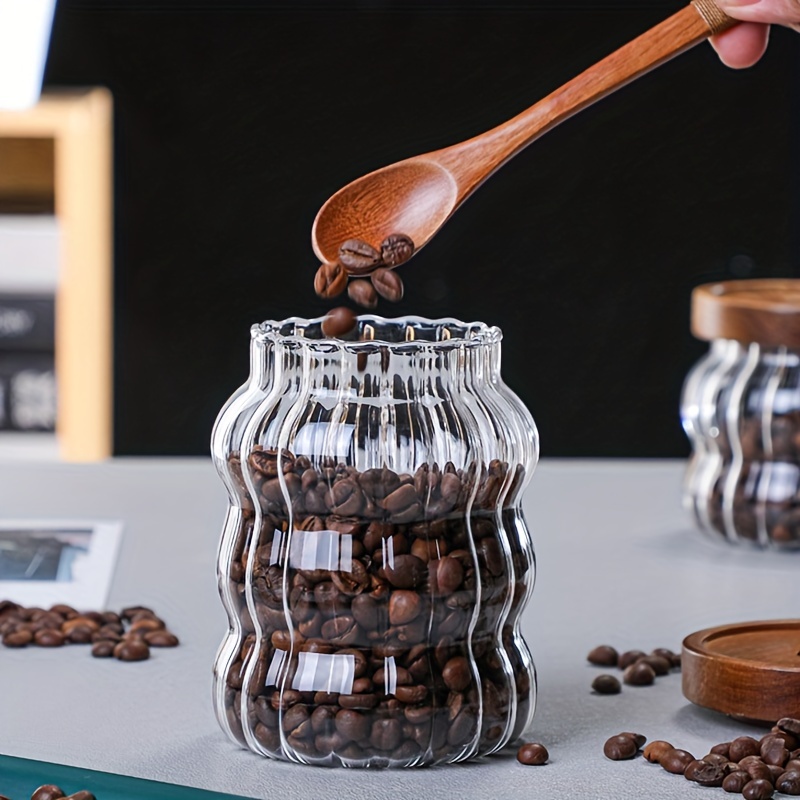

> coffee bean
[591,674,621,695]
[587,645,618,667]
[339,239,382,274]
[723,770,752,793]
[661,748,695,774]
[619,731,647,749]
[684,759,726,787]
[34,628,65,647]
[114,640,150,661]
[371,718,403,751]
[618,649,647,669]
[347,279,378,309]
[144,630,180,647]
[742,778,775,799]
[651,647,678,665]
[91,640,116,658]
[776,770,800,795]
[31,786,66,800]
[623,661,656,686]
[442,656,471,692]
[730,736,761,761]
[335,708,370,742]
[3,629,32,647]
[64,792,96,800]
[321,306,357,338]
[636,654,671,676]
[388,590,422,625]
[710,741,731,757]
[371,268,404,302]
[430,556,464,595]
[379,233,414,267]
[643,740,674,763]
[779,718,800,737]
[517,742,548,765]
[314,261,347,298]
[603,734,639,760]
[381,554,426,589]
[762,737,789,766]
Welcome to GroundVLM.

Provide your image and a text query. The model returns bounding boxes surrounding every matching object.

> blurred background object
[26,0,798,458]
[0,0,56,111]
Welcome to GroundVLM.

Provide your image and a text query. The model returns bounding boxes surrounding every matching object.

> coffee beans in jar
[212,317,538,767]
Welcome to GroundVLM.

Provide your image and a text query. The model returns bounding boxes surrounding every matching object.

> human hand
[710,0,800,67]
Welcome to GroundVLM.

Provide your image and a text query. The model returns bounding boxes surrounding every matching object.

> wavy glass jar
[681,280,800,549]
[211,315,538,767]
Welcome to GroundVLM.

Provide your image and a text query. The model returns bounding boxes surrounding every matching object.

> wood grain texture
[0,89,113,461]
[692,280,800,348]
[312,2,737,265]
[682,620,800,723]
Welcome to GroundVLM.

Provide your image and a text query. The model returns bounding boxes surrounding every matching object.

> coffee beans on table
[660,748,695,774]
[642,740,674,763]
[617,649,647,669]
[0,602,178,663]
[516,742,548,765]
[31,786,66,800]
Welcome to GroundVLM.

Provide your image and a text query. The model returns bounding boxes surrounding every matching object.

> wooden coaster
[682,620,800,723]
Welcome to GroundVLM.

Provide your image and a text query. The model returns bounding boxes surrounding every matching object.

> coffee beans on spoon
[314,234,413,309]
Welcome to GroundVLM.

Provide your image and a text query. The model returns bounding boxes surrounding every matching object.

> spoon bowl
[312,160,458,265]
[311,0,736,269]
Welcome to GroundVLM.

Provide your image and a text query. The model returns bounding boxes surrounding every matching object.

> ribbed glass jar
[211,315,538,766]
[681,280,800,549]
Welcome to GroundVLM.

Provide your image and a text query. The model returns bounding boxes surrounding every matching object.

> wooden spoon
[312,0,737,266]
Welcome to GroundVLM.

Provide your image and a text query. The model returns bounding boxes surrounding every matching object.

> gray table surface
[0,457,798,799]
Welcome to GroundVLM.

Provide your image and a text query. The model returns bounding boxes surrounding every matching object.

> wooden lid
[682,619,800,723]
[691,280,800,347]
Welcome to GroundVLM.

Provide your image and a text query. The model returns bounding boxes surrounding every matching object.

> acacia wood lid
[691,280,800,348]
[682,619,800,723]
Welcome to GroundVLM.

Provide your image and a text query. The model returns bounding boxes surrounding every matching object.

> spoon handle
[435,1,738,196]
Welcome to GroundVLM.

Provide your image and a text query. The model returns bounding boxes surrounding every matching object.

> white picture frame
[0,519,123,609]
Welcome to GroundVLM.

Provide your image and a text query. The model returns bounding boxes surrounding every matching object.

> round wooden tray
[682,620,800,723]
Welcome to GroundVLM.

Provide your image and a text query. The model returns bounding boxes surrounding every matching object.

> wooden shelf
[0,89,113,461]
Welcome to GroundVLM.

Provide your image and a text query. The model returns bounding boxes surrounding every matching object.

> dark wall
[43,1,798,457]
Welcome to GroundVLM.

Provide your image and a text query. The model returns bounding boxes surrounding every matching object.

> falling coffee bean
[347,279,379,309]
[380,233,414,267]
[314,261,347,298]
[339,238,382,274]
[517,742,549,765]
[371,267,404,302]
[603,734,639,761]
[321,307,357,338]
[591,674,621,695]
[587,644,618,667]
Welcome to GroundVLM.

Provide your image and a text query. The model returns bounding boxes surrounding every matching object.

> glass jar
[681,280,800,549]
[211,315,538,766]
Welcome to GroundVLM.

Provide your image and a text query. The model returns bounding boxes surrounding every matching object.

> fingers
[709,21,770,68]
[714,0,800,26]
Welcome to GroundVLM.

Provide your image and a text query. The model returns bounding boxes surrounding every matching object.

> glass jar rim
[250,315,502,352]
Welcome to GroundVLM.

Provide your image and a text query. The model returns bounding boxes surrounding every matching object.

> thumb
[713,0,800,28]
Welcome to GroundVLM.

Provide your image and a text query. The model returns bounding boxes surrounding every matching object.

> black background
[43,1,798,457]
